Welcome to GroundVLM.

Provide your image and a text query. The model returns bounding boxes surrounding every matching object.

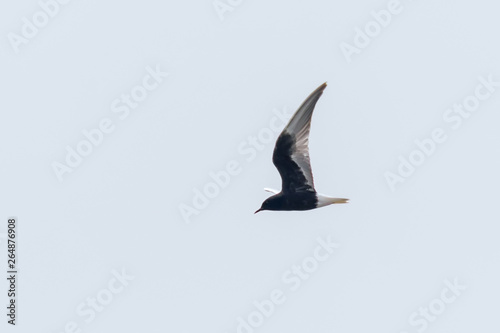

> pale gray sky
[1,0,499,332]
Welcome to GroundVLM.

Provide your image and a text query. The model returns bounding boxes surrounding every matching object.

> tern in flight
[255,82,349,213]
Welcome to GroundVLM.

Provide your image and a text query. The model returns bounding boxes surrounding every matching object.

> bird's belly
[283,192,317,211]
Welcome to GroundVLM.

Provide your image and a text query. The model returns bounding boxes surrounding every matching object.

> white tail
[317,194,349,207]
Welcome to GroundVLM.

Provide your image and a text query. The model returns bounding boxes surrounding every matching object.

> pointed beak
[254,208,262,214]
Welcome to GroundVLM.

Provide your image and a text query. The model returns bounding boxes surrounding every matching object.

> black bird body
[255,82,349,213]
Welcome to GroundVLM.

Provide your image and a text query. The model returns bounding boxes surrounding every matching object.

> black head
[255,195,283,214]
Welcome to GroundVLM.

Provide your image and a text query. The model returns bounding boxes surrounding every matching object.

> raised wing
[272,82,327,193]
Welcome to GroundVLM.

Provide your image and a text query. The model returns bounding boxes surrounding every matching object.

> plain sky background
[1,0,499,332]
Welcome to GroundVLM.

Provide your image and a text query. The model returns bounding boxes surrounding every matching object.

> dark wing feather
[272,82,327,193]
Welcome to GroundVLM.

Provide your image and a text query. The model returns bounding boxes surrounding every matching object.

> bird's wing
[272,82,327,193]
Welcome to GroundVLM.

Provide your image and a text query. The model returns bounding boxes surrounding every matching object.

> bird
[255,82,349,213]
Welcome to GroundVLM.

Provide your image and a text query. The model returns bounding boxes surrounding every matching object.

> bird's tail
[317,194,349,207]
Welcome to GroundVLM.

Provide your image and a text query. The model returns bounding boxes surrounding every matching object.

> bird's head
[254,196,280,214]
